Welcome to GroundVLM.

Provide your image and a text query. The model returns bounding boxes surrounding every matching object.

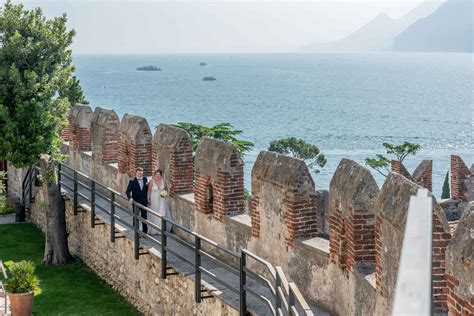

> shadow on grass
[0,223,142,315]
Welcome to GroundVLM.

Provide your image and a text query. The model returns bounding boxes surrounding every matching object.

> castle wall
[7,104,473,316]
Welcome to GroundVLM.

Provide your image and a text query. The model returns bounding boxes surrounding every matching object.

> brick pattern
[413,163,433,193]
[432,215,452,310]
[60,115,73,141]
[375,211,450,308]
[391,160,412,179]
[99,118,119,165]
[194,152,244,221]
[251,176,318,247]
[118,131,152,177]
[152,138,193,197]
[446,274,474,316]
[451,155,471,202]
[70,125,92,151]
[329,201,375,274]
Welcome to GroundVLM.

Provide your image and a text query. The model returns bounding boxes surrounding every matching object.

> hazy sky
[14,0,441,53]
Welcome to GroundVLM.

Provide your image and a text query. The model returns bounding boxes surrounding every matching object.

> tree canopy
[0,1,87,169]
[174,122,254,156]
[268,137,326,174]
[365,141,421,177]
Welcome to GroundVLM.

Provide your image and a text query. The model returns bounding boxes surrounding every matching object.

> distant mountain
[301,1,443,52]
[393,0,473,52]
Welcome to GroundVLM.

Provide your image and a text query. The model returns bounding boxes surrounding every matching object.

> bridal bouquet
[160,189,168,198]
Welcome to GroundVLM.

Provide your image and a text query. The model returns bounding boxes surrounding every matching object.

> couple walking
[125,167,171,235]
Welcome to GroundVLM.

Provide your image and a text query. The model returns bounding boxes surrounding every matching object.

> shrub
[5,260,40,294]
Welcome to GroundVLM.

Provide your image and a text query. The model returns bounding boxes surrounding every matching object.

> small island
[136,65,162,71]
[200,62,207,66]
[202,76,216,81]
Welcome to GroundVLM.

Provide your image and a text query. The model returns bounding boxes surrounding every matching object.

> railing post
[240,251,247,316]
[57,164,62,193]
[73,170,78,215]
[110,192,115,242]
[276,272,282,311]
[133,204,139,260]
[289,286,295,316]
[161,218,167,279]
[90,181,95,228]
[195,235,201,303]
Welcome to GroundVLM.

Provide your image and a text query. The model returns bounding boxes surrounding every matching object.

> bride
[147,169,171,235]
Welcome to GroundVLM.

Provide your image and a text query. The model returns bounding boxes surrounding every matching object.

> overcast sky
[14,0,441,54]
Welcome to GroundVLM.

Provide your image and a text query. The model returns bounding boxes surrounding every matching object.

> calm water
[74,53,473,196]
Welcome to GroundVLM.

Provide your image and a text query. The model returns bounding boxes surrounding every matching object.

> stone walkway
[0,214,15,225]
[62,175,329,315]
[0,294,10,315]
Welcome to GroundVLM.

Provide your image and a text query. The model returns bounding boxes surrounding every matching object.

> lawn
[0,223,141,315]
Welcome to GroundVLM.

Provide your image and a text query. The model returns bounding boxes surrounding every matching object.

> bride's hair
[154,169,163,176]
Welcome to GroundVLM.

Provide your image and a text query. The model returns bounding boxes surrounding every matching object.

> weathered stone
[375,173,450,312]
[152,124,193,196]
[91,107,119,165]
[70,104,93,151]
[118,114,152,177]
[445,202,474,315]
[251,151,318,247]
[412,160,433,192]
[194,138,244,221]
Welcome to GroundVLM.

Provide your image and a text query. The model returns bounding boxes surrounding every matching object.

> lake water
[74,53,473,196]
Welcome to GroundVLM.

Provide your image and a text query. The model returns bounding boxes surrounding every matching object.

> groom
[126,167,148,233]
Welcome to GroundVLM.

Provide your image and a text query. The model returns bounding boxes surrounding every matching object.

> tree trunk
[39,155,72,265]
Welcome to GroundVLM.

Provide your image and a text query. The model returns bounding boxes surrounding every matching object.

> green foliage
[382,142,421,163]
[365,141,421,177]
[244,188,251,199]
[268,137,326,174]
[441,171,450,199]
[5,260,39,293]
[0,223,140,314]
[0,1,86,168]
[174,122,254,156]
[365,154,391,177]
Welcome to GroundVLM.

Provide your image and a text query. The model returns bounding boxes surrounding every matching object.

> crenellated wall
[450,155,472,202]
[9,105,472,316]
[329,159,379,274]
[391,159,433,192]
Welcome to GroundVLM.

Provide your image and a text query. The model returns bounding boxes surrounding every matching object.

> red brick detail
[194,152,244,221]
[283,189,318,247]
[329,201,375,274]
[251,176,318,247]
[451,155,471,202]
[413,163,433,192]
[446,274,474,316]
[152,139,193,197]
[432,214,451,310]
[118,134,152,177]
[60,115,73,141]
[391,160,412,180]
[375,211,451,306]
[98,119,119,165]
[70,124,92,151]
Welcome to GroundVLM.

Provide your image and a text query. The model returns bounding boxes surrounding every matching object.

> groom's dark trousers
[126,177,148,233]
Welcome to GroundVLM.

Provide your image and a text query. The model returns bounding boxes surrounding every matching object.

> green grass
[0,223,142,316]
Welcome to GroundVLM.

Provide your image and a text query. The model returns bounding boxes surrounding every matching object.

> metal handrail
[57,162,313,316]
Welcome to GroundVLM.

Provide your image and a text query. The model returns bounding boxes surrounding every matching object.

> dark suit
[126,177,148,233]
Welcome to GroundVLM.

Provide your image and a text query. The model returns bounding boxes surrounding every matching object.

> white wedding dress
[148,179,171,235]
